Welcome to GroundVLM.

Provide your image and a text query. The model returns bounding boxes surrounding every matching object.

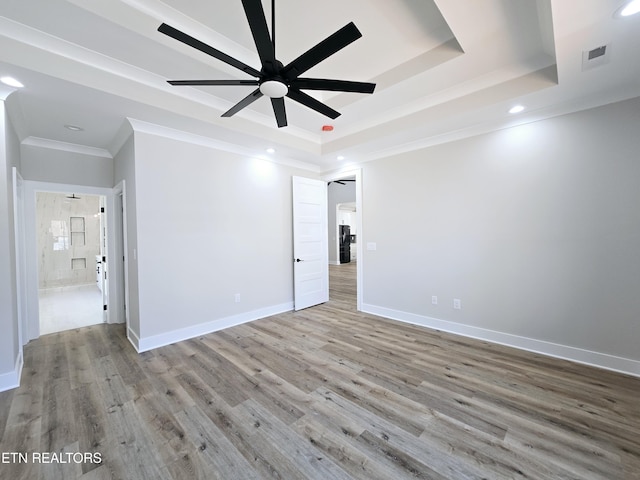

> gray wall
[130,130,315,347]
[361,97,640,364]
[0,99,21,387]
[21,144,114,188]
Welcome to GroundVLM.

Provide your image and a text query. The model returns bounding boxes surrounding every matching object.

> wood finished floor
[1,262,639,479]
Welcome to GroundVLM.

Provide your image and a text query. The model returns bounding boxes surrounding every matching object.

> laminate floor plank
[40,441,84,480]
[0,417,42,480]
[72,382,107,475]
[101,400,172,480]
[292,415,408,480]
[40,377,77,453]
[234,398,350,480]
[78,464,113,480]
[0,389,13,441]
[1,263,639,479]
[143,371,196,414]
[172,405,261,480]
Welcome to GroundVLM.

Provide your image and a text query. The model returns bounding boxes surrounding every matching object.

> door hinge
[100,207,105,213]
[102,256,106,262]
[103,305,107,311]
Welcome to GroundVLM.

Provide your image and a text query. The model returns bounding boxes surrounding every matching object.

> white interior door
[292,176,328,310]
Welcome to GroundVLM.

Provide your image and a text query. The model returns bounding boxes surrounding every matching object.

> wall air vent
[582,44,611,71]
[588,46,606,60]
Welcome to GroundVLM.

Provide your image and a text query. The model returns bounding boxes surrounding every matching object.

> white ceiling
[1,0,639,171]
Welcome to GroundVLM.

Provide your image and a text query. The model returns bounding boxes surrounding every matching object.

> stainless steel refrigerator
[339,225,351,263]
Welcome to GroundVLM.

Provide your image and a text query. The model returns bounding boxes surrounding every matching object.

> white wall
[130,130,314,350]
[21,144,114,188]
[361,97,640,374]
[0,99,22,391]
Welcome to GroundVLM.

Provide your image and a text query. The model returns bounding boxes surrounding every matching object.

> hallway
[328,261,357,310]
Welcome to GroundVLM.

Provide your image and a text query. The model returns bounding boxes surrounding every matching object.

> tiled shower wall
[36,192,101,288]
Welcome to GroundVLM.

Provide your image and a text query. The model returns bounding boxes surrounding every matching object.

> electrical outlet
[453,298,461,310]
[234,293,241,303]
[431,296,438,305]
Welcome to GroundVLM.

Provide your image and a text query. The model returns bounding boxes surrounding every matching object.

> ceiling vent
[582,44,611,71]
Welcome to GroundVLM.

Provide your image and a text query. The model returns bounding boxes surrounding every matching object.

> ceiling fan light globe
[260,80,288,98]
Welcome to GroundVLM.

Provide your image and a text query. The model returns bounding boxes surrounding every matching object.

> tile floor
[39,284,105,335]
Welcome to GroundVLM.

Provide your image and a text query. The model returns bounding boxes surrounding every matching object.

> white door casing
[292,176,328,310]
[12,168,27,350]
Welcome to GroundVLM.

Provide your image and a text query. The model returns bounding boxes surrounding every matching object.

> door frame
[12,168,27,353]
[322,168,363,311]
[113,180,130,339]
[22,180,124,341]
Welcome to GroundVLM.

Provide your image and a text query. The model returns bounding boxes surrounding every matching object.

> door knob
[295,258,304,262]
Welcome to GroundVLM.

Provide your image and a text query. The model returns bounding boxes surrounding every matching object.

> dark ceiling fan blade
[240,0,277,72]
[282,22,362,79]
[159,23,261,78]
[287,88,341,119]
[221,88,263,117]
[271,97,287,128]
[291,78,376,94]
[168,79,260,86]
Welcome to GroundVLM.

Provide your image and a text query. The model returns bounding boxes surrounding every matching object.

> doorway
[35,191,106,334]
[22,180,124,342]
[324,169,362,311]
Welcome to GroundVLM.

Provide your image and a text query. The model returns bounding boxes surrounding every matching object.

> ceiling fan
[329,179,356,185]
[158,0,376,128]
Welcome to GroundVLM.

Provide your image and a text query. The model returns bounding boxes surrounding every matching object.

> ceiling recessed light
[266,147,276,154]
[1,76,24,88]
[509,105,525,114]
[337,155,345,161]
[64,124,84,131]
[616,0,640,17]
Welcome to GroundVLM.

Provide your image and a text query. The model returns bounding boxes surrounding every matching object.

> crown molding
[21,136,113,158]
[127,118,321,172]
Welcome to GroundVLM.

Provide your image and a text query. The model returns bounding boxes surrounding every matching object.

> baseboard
[135,302,294,353]
[0,350,24,392]
[127,327,141,352]
[361,303,640,378]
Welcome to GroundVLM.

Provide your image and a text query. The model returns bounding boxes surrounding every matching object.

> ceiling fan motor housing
[159,0,376,127]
